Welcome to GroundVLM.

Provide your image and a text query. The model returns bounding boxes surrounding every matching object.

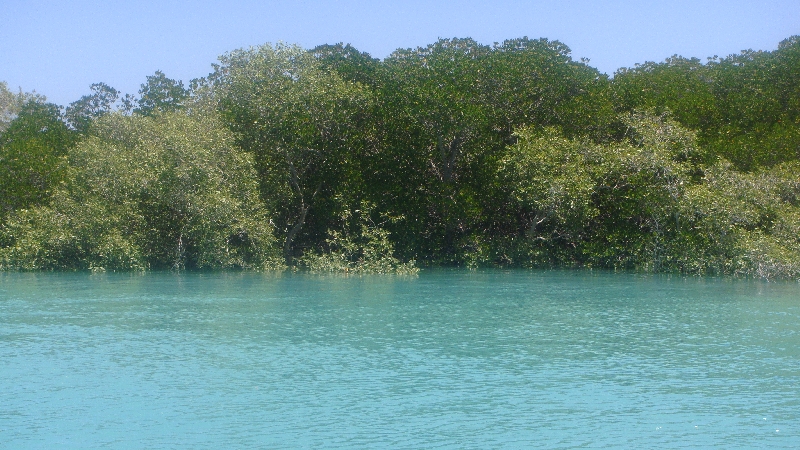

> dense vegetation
[1,36,798,278]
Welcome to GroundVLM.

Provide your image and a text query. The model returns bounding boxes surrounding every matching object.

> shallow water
[1,270,798,449]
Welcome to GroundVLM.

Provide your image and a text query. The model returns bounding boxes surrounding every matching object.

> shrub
[1,110,283,271]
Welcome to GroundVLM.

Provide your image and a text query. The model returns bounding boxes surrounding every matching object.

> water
[1,270,798,449]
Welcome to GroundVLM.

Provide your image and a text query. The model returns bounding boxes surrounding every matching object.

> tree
[501,127,598,260]
[0,100,74,217]
[612,36,800,170]
[483,38,616,140]
[372,37,615,264]
[0,81,18,133]
[705,37,800,169]
[311,43,382,88]
[65,82,120,133]
[1,108,282,271]
[503,111,698,270]
[299,200,418,274]
[376,38,495,262]
[0,82,45,134]
[135,70,189,116]
[612,55,718,130]
[677,160,800,278]
[213,43,373,264]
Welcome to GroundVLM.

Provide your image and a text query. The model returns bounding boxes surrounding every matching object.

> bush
[500,111,800,280]
[502,111,695,270]
[677,161,800,279]
[1,110,283,271]
[300,201,418,274]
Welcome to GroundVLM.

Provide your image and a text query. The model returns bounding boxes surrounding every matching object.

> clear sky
[2,0,798,107]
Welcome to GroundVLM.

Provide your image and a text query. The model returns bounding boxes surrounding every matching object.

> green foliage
[484,38,617,140]
[0,81,19,133]
[65,82,120,133]
[0,82,46,133]
[3,36,799,278]
[0,100,75,217]
[702,38,800,170]
[299,201,418,274]
[214,43,373,263]
[371,37,615,265]
[502,127,598,251]
[502,111,800,279]
[0,197,146,271]
[311,43,382,88]
[613,36,800,170]
[678,161,800,278]
[135,71,189,116]
[504,112,696,269]
[613,56,718,130]
[376,38,492,263]
[0,109,283,271]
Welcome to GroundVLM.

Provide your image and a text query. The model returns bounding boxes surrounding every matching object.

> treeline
[1,36,798,278]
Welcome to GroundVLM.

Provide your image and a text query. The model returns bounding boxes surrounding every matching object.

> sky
[2,0,798,107]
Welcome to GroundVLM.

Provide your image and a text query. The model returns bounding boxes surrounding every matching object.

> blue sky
[2,0,798,107]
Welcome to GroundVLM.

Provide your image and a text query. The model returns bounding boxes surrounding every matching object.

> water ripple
[1,270,798,448]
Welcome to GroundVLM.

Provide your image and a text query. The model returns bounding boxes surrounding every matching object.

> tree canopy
[2,35,798,278]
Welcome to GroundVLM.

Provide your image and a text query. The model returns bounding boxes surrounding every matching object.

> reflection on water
[1,270,798,448]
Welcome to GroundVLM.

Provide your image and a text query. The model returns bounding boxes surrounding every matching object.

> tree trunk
[284,203,310,266]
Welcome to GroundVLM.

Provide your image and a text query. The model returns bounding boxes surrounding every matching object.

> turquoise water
[1,270,798,449]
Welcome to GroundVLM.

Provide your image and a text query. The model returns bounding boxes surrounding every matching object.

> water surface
[1,270,798,448]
